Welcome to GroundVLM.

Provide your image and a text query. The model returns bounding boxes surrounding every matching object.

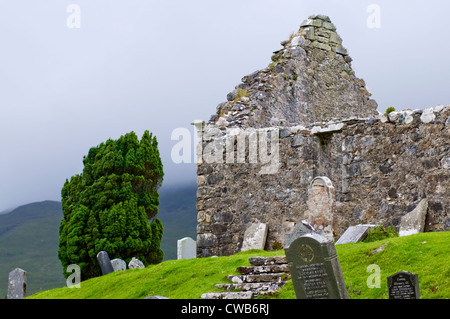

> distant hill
[0,183,198,298]
[0,200,65,298]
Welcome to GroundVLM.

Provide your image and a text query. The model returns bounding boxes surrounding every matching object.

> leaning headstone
[7,268,27,299]
[387,271,420,299]
[111,258,127,271]
[284,221,313,248]
[241,222,268,251]
[97,251,114,275]
[335,224,377,245]
[305,177,337,241]
[399,199,428,237]
[128,257,145,269]
[177,237,197,260]
[285,233,348,299]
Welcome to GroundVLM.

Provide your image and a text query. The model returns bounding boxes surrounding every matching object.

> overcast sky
[0,0,449,212]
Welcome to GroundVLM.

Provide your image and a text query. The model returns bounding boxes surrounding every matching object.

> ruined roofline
[207,14,379,130]
[196,105,450,134]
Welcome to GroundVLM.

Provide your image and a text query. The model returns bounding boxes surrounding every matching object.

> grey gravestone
[97,251,114,275]
[387,271,420,299]
[241,222,268,251]
[177,237,197,260]
[399,199,428,237]
[7,268,27,299]
[285,233,348,299]
[128,257,145,269]
[305,177,336,241]
[111,258,127,271]
[335,224,377,245]
[284,221,313,248]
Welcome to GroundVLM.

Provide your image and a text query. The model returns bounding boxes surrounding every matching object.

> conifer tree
[58,131,164,280]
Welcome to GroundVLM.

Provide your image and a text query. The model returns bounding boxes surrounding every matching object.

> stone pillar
[7,268,27,299]
[177,237,197,260]
[305,176,337,241]
[96,251,114,275]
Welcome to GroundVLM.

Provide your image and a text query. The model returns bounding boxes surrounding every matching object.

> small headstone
[305,177,337,241]
[387,271,420,299]
[177,237,197,260]
[97,251,114,275]
[145,296,169,299]
[111,258,127,271]
[284,221,313,248]
[399,199,428,237]
[335,224,377,245]
[241,222,268,251]
[285,233,348,299]
[128,257,145,269]
[7,268,27,299]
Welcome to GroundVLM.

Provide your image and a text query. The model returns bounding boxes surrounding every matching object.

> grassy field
[28,231,449,299]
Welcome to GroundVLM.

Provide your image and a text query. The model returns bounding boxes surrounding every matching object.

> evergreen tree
[58,131,164,280]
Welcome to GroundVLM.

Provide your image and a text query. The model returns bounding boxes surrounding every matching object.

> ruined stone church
[194,15,449,257]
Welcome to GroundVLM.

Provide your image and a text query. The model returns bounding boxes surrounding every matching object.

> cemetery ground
[27,231,449,299]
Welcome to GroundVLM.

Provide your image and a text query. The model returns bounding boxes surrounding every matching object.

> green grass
[28,232,449,299]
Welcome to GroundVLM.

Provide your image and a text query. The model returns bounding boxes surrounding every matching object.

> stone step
[215,282,286,293]
[227,272,290,283]
[236,264,289,275]
[248,256,287,266]
[201,292,254,299]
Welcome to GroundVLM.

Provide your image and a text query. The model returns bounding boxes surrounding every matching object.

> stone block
[111,258,127,271]
[7,268,27,299]
[335,224,377,245]
[128,257,145,269]
[97,251,114,276]
[399,199,428,237]
[177,237,197,260]
[241,223,268,251]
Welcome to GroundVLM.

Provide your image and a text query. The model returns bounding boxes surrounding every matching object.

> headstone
[305,177,337,241]
[285,233,348,299]
[335,224,377,245]
[96,251,114,275]
[177,237,197,260]
[241,222,268,251]
[7,268,27,299]
[387,271,420,299]
[128,257,145,269]
[284,221,313,248]
[399,199,428,237]
[111,258,127,271]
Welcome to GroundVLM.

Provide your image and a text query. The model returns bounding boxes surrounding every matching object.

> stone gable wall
[196,107,449,257]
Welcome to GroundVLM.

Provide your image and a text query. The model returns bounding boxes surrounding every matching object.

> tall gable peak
[210,15,378,129]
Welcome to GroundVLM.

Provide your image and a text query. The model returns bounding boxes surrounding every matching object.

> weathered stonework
[209,14,377,130]
[195,15,449,258]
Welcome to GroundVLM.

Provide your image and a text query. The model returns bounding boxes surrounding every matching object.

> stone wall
[195,14,449,258]
[196,107,449,257]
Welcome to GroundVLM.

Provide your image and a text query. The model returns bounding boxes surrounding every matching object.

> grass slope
[0,185,197,298]
[29,232,449,299]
